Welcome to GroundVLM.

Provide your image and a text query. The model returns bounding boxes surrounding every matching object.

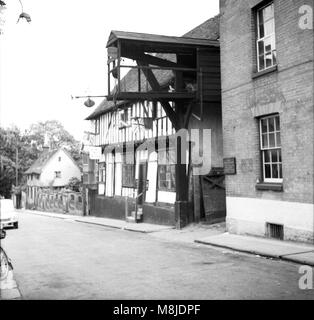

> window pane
[168,149,176,165]
[265,164,271,178]
[265,52,272,67]
[261,119,268,133]
[278,150,282,162]
[264,19,274,36]
[272,164,279,179]
[268,117,275,132]
[258,9,264,24]
[262,133,268,148]
[258,40,264,55]
[259,55,265,70]
[264,150,270,163]
[263,4,274,21]
[264,37,272,52]
[271,150,278,162]
[275,116,280,130]
[259,24,265,38]
[158,150,167,165]
[170,166,176,189]
[269,133,275,148]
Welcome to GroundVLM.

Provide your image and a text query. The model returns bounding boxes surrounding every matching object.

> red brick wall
[220,0,313,204]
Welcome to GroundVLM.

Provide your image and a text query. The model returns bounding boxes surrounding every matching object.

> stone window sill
[252,65,278,79]
[256,182,283,192]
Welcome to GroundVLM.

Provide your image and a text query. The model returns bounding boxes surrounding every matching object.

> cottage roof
[24,148,79,175]
[86,15,220,121]
[24,149,58,175]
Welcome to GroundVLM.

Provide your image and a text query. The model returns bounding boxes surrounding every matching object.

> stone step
[130,210,143,218]
[126,216,142,223]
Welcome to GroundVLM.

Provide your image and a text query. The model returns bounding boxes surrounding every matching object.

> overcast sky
[0,0,219,140]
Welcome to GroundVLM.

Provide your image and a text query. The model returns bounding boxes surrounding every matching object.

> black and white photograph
[0,0,313,308]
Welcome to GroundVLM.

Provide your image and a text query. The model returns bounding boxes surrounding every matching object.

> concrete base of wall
[226,197,314,244]
[90,195,135,220]
[143,203,175,226]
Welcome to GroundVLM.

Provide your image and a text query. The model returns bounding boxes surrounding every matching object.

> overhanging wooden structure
[105,30,222,229]
[106,30,221,108]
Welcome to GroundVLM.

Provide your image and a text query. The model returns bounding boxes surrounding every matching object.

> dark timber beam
[126,52,186,69]
[136,60,179,130]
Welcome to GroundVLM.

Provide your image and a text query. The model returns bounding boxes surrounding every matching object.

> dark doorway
[137,162,147,205]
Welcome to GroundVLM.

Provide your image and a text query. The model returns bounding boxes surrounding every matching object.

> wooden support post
[174,102,189,229]
[125,196,128,220]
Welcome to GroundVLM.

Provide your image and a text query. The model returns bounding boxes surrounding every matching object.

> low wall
[143,203,175,226]
[89,192,135,220]
[32,189,83,216]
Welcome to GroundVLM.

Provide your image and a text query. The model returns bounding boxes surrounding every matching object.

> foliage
[66,177,82,192]
[26,120,82,164]
[0,120,82,198]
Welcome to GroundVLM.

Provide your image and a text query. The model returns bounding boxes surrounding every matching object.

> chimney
[42,133,50,153]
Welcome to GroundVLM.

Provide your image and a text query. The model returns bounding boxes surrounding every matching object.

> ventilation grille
[266,223,284,240]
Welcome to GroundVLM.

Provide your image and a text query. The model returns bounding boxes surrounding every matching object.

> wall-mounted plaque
[223,157,237,175]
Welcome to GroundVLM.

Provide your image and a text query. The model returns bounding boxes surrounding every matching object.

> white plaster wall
[39,149,81,187]
[115,162,122,196]
[226,196,314,233]
[158,191,176,204]
[98,183,105,195]
[146,152,157,203]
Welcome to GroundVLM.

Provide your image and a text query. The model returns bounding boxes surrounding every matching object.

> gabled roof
[86,14,220,121]
[24,148,80,175]
[24,149,58,175]
[107,30,219,51]
[85,99,126,121]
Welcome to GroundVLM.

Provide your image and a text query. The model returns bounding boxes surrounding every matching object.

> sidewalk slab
[0,271,21,300]
[23,210,174,233]
[281,251,314,266]
[195,233,314,264]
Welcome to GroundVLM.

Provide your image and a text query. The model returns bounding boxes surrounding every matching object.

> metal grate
[266,223,284,240]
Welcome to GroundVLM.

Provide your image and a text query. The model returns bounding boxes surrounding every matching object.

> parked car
[0,199,19,229]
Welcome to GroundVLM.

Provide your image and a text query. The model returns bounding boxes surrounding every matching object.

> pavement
[196,233,314,267]
[0,270,21,300]
[23,209,314,266]
[22,209,174,233]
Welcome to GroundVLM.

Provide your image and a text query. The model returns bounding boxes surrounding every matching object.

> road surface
[3,212,314,299]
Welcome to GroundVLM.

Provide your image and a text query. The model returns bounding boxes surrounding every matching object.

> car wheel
[13,222,18,229]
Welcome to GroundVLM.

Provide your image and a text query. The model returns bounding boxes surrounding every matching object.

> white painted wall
[226,196,314,235]
[38,149,81,187]
[146,152,157,203]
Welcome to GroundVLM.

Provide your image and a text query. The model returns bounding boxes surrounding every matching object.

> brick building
[220,0,313,243]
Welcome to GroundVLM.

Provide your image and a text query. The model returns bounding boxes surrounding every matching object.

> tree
[0,121,82,197]
[0,0,31,35]
[26,120,82,164]
[66,177,82,193]
[0,126,37,197]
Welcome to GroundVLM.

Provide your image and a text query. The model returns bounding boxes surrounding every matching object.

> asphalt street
[2,212,314,299]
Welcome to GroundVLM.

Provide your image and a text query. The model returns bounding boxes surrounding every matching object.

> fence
[28,189,83,216]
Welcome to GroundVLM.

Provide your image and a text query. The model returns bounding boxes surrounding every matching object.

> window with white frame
[55,171,61,178]
[157,149,176,191]
[256,2,277,72]
[98,162,106,183]
[122,153,135,188]
[260,114,282,183]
